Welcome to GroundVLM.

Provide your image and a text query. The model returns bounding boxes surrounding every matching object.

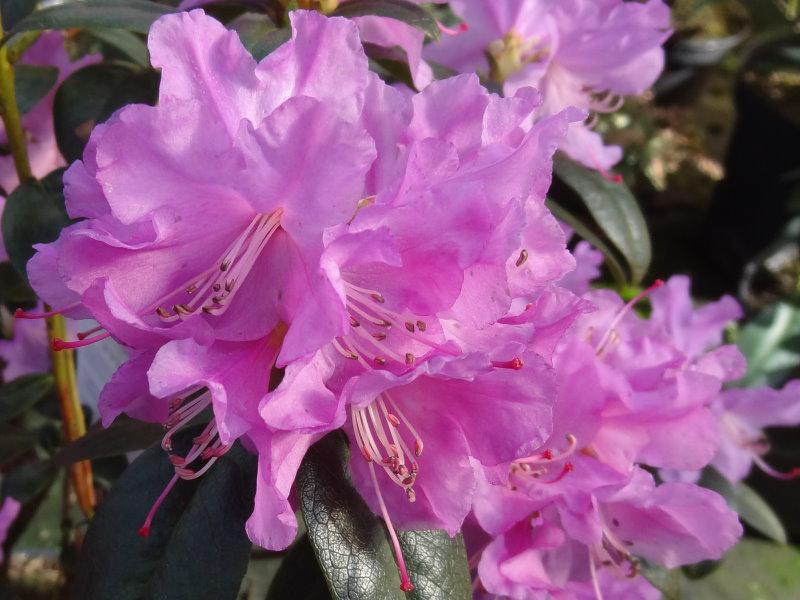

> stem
[0,17,32,183]
[0,15,95,517]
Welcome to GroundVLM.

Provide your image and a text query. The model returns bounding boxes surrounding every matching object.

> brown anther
[515,249,529,267]
[220,259,231,271]
[389,444,399,457]
[405,353,415,365]
[382,456,395,465]
[371,293,385,303]
[387,413,401,427]
[350,316,360,327]
[405,322,415,332]
[411,462,419,474]
[379,320,392,328]
[406,488,416,503]
[397,465,410,478]
[372,332,387,341]
[225,279,235,292]
[347,352,359,360]
[415,439,424,456]
[156,307,171,318]
[402,476,415,486]
[212,283,222,292]
[612,518,620,527]
[416,320,426,332]
[212,295,224,304]
[374,356,386,366]
[186,284,197,294]
[175,304,193,316]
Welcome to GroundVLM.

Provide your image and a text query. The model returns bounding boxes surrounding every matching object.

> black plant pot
[705,35,800,293]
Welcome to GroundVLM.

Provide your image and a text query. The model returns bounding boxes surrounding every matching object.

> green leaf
[0,423,36,465]
[88,28,150,67]
[734,483,788,544]
[1,460,58,503]
[2,0,174,43]
[699,468,787,544]
[640,561,683,600]
[54,62,159,163]
[266,536,333,600]
[296,432,472,600]
[0,373,55,424]
[0,169,74,281]
[735,301,800,388]
[14,64,58,114]
[51,417,164,467]
[0,261,36,304]
[546,197,627,286]
[74,439,256,600]
[681,540,800,598]
[553,153,652,284]
[332,0,440,40]
[249,27,291,61]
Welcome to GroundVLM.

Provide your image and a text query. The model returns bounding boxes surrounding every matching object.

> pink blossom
[426,0,671,174]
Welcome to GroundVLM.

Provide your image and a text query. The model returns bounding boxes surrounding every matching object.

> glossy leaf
[1,460,57,504]
[553,154,652,284]
[73,438,256,600]
[0,0,38,32]
[53,62,159,163]
[0,423,36,465]
[0,169,73,281]
[14,64,58,114]
[332,0,439,40]
[51,417,164,467]
[0,261,36,304]
[735,301,800,387]
[2,0,173,43]
[0,373,54,423]
[88,28,150,67]
[296,432,471,600]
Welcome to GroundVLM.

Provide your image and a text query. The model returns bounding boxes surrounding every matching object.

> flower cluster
[8,3,798,599]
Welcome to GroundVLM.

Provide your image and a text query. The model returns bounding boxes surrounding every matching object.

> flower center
[508,434,578,490]
[487,31,548,83]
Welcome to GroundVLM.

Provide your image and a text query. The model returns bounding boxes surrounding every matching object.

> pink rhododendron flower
[463,277,745,597]
[426,0,671,176]
[0,496,21,564]
[0,32,98,196]
[24,10,584,590]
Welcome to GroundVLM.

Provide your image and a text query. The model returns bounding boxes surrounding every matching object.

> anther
[156,307,171,318]
[375,356,387,366]
[492,357,524,370]
[405,322,415,332]
[414,439,423,457]
[415,321,426,332]
[212,283,222,292]
[350,316,360,327]
[220,260,230,272]
[405,488,416,503]
[371,293,385,303]
[387,413,401,427]
[373,332,387,341]
[405,353,415,365]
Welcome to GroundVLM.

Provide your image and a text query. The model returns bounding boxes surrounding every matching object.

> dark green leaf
[297,432,471,600]
[249,27,291,61]
[2,0,174,43]
[1,169,74,281]
[73,439,256,600]
[0,423,36,465]
[681,540,800,598]
[699,468,787,543]
[53,62,159,163]
[640,561,682,600]
[682,559,722,580]
[266,536,332,600]
[735,301,800,388]
[88,28,149,67]
[0,373,54,423]
[14,64,58,114]
[0,261,36,304]
[332,0,439,40]
[546,197,627,285]
[399,530,471,600]
[51,417,164,467]
[1,460,57,503]
[0,0,38,32]
[553,153,652,284]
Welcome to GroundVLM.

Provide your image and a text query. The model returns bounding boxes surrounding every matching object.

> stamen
[437,20,468,36]
[368,462,414,592]
[516,435,579,466]
[15,303,80,320]
[752,455,800,480]
[51,332,110,351]
[595,280,665,355]
[589,556,606,600]
[76,325,104,340]
[138,474,179,537]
